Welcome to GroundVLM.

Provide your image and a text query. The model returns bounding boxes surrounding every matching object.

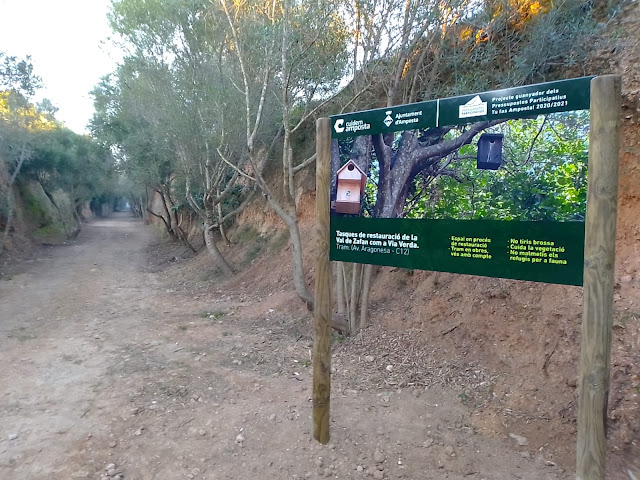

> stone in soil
[509,433,529,446]
[373,449,385,463]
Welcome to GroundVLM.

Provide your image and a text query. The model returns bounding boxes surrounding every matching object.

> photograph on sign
[329,77,591,285]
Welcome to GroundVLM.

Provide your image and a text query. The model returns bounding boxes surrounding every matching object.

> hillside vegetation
[0,53,118,255]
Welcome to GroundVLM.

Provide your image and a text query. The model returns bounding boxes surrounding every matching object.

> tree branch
[438,169,465,182]
[525,115,548,165]
[216,147,256,182]
[207,184,257,229]
[208,169,240,205]
[293,153,317,174]
[146,208,170,231]
[185,178,206,220]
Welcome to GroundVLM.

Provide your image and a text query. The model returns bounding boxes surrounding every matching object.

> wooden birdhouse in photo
[477,133,504,170]
[334,160,366,215]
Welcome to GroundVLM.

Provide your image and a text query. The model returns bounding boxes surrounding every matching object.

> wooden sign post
[577,74,621,480]
[313,77,623,479]
[313,117,332,444]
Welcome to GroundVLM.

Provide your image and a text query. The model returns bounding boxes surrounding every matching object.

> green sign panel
[329,77,592,285]
[331,217,584,285]
[331,77,592,139]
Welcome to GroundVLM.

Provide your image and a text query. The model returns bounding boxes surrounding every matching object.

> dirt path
[0,214,577,480]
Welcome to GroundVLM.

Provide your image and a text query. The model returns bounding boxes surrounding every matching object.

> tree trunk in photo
[69,204,83,239]
[185,172,243,272]
[72,202,83,225]
[142,188,152,223]
[176,212,197,253]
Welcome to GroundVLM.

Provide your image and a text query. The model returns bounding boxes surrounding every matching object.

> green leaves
[407,111,589,222]
[0,52,42,97]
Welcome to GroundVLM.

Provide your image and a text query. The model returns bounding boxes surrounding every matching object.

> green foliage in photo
[405,111,589,221]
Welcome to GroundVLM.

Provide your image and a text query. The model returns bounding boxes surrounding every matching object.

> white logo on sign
[383,110,393,127]
[334,119,345,133]
[459,95,487,118]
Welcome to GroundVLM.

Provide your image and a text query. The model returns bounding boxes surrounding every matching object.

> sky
[0,0,122,134]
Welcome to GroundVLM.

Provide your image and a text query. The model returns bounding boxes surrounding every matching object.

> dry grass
[332,325,499,406]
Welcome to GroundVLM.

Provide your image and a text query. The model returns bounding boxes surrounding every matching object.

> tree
[412,112,589,222]
[0,52,41,96]
[91,61,184,238]
[0,53,43,252]
[97,0,258,270]
[216,0,349,307]
[106,0,350,299]
[21,128,117,230]
[0,90,55,251]
[2,54,116,252]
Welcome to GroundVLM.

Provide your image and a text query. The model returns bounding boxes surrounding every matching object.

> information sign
[329,77,592,285]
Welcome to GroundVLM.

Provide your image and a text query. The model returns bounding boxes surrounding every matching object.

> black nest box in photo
[477,133,504,170]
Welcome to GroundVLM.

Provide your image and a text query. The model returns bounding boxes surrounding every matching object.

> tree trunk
[1,188,15,254]
[266,196,313,308]
[349,263,362,334]
[336,262,346,314]
[157,189,174,236]
[287,213,314,308]
[1,143,29,254]
[216,191,230,245]
[203,220,234,275]
[163,188,179,234]
[69,204,82,239]
[138,196,146,220]
[359,263,374,330]
[40,184,71,239]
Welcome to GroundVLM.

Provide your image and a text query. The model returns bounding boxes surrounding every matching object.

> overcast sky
[0,0,122,134]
